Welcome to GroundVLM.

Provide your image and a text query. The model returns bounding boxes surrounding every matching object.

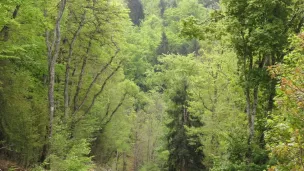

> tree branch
[102,92,127,127]
[100,102,111,123]
[84,62,122,115]
[73,62,122,124]
[64,11,87,119]
[73,38,92,112]
[73,41,120,115]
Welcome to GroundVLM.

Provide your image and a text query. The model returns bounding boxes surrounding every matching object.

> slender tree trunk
[64,57,70,120]
[246,80,259,163]
[259,79,276,147]
[116,150,119,171]
[133,130,138,171]
[181,158,186,171]
[245,53,254,162]
[43,0,67,165]
[183,81,189,125]
[48,0,66,139]
[251,86,258,140]
[123,152,127,171]
[147,119,152,162]
[211,71,219,152]
[73,40,91,112]
[245,86,252,162]
[48,57,56,139]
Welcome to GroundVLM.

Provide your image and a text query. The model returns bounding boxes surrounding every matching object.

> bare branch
[100,102,111,123]
[73,62,122,124]
[202,100,213,112]
[102,92,127,126]
[64,11,87,119]
[84,63,122,115]
[73,39,92,111]
[73,42,120,115]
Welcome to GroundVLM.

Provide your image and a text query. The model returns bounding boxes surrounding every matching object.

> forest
[0,0,303,170]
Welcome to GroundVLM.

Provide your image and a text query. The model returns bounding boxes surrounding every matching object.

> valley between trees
[0,0,303,170]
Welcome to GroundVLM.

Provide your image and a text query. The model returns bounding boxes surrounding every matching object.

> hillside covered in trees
[0,0,303,170]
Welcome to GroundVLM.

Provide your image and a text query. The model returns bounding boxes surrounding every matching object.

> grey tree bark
[46,0,67,139]
[42,0,67,165]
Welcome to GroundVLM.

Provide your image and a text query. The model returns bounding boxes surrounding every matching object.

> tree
[163,0,207,55]
[154,54,206,171]
[44,0,132,168]
[44,1,67,160]
[220,0,303,166]
[180,0,303,169]
[0,0,48,167]
[127,0,145,26]
[266,33,304,171]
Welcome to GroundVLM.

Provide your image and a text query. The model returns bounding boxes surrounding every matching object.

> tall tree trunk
[43,0,67,165]
[259,79,276,147]
[251,86,258,140]
[47,0,66,140]
[123,152,127,171]
[246,82,259,162]
[211,70,219,153]
[116,150,119,171]
[246,87,251,140]
[133,130,138,171]
[181,158,186,171]
[245,86,252,163]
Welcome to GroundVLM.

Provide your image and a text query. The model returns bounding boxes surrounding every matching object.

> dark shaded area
[167,0,177,8]
[198,0,219,9]
[127,0,145,26]
[198,0,220,9]
[159,0,166,17]
[157,32,169,55]
[166,81,206,171]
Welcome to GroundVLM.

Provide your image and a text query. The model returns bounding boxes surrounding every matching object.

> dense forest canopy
[0,0,303,170]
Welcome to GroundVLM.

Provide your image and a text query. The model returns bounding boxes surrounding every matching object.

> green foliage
[0,65,47,166]
[163,0,208,55]
[140,162,160,171]
[50,138,94,171]
[266,34,304,171]
[155,54,206,171]
[0,0,303,170]
[123,14,163,90]
[0,0,45,59]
